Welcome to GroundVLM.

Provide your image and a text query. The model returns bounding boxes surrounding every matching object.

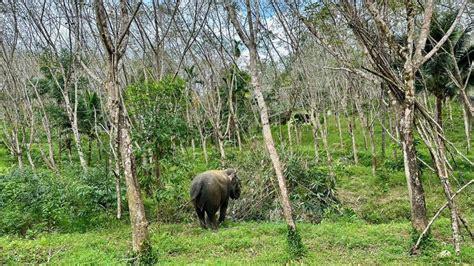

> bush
[226,146,339,223]
[0,167,118,235]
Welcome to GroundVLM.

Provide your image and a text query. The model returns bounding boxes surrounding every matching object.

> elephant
[190,168,241,229]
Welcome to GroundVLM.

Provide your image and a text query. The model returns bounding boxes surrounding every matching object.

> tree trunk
[33,84,56,169]
[217,131,226,160]
[309,110,320,162]
[462,105,471,153]
[433,142,461,255]
[381,117,386,160]
[317,111,334,176]
[13,130,23,169]
[459,88,472,152]
[418,121,461,255]
[65,79,88,171]
[369,124,377,176]
[400,69,428,233]
[435,96,443,130]
[198,126,208,165]
[95,0,150,251]
[113,157,122,220]
[225,0,297,234]
[106,76,149,252]
[287,118,293,153]
[249,48,296,231]
[354,99,369,150]
[336,112,344,148]
[349,115,358,164]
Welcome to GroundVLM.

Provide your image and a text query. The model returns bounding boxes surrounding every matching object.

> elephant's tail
[190,181,202,202]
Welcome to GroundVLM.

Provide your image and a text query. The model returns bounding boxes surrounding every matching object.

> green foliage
[130,241,158,265]
[126,76,189,159]
[285,152,339,222]
[0,167,118,235]
[418,10,474,99]
[287,226,306,260]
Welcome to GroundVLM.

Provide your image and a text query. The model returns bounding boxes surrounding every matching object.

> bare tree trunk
[225,1,297,232]
[309,110,320,162]
[435,96,443,131]
[287,118,293,153]
[32,82,56,169]
[318,111,334,176]
[381,115,386,160]
[462,105,471,153]
[354,98,368,150]
[390,106,399,160]
[95,0,149,254]
[400,65,428,233]
[433,146,461,255]
[13,130,23,169]
[25,122,35,170]
[349,114,358,164]
[217,130,226,160]
[250,61,296,230]
[369,123,377,176]
[112,156,122,220]
[418,122,461,255]
[336,112,344,148]
[202,135,209,165]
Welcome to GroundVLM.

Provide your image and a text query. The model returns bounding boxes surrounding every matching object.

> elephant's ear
[225,168,236,180]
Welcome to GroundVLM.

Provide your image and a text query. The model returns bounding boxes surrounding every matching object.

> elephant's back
[190,171,229,201]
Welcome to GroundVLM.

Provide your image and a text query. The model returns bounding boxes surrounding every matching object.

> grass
[1,219,473,264]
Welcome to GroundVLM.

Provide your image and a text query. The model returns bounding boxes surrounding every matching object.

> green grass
[1,219,473,264]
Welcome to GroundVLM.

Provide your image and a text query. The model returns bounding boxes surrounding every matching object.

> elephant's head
[226,168,241,199]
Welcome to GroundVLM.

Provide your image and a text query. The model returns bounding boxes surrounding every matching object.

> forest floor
[1,218,473,264]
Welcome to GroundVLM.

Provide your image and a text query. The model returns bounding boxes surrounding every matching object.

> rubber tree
[95,0,150,254]
[223,1,302,256]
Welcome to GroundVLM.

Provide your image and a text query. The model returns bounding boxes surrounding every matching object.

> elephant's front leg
[219,203,228,224]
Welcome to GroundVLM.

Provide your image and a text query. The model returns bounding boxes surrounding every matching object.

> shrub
[226,146,339,223]
[0,167,117,235]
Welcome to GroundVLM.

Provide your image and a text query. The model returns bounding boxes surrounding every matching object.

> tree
[224,0,304,258]
[95,0,150,256]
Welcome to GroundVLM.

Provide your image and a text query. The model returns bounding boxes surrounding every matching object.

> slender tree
[224,0,304,257]
[95,0,150,255]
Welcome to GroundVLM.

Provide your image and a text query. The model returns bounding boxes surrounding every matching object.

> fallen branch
[458,214,474,240]
[411,179,474,254]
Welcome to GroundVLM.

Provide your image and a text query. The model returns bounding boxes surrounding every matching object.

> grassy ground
[1,219,473,264]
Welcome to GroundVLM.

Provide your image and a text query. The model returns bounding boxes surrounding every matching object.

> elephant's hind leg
[206,211,218,230]
[194,205,207,229]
